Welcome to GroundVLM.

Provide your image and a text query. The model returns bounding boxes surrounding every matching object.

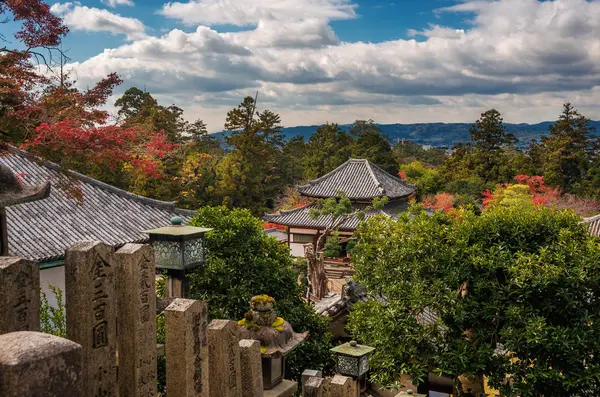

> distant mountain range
[212,121,600,149]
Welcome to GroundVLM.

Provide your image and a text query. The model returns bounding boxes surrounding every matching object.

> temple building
[0,145,193,306]
[264,158,416,257]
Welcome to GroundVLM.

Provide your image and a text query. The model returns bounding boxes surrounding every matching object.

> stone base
[264,379,298,397]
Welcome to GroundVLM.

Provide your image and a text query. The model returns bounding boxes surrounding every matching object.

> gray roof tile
[264,200,408,230]
[298,158,415,200]
[0,147,195,262]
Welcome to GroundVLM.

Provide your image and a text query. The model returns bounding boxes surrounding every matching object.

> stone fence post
[115,243,157,397]
[239,339,264,397]
[0,331,83,397]
[329,374,358,397]
[304,376,327,397]
[164,298,209,397]
[0,257,40,334]
[65,241,117,397]
[208,319,242,397]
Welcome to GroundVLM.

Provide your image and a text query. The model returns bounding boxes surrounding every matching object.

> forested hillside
[213,120,600,149]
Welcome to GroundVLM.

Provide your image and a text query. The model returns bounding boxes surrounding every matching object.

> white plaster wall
[290,242,307,257]
[40,265,65,308]
[289,228,318,235]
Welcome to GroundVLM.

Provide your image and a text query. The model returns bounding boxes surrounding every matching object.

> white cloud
[160,0,357,26]
[51,2,146,40]
[101,0,135,7]
[66,0,600,130]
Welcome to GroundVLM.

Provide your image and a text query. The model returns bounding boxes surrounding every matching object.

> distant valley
[213,120,600,149]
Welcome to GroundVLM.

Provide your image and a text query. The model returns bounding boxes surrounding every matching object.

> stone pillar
[303,376,326,397]
[301,369,323,390]
[207,319,242,397]
[0,331,83,397]
[164,298,209,397]
[115,243,157,397]
[65,241,117,397]
[329,374,358,397]
[239,339,264,397]
[0,257,40,334]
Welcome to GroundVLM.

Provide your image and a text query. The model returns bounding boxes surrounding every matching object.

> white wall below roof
[289,228,318,235]
[290,242,307,257]
[40,265,65,308]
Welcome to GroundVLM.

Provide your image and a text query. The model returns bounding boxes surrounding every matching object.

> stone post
[164,298,209,397]
[329,374,358,397]
[0,257,40,334]
[239,339,264,397]
[65,241,117,397]
[301,369,323,390]
[208,319,242,397]
[115,243,157,397]
[303,376,326,397]
[0,331,83,397]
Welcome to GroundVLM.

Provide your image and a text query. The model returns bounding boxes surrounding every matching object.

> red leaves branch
[22,119,177,179]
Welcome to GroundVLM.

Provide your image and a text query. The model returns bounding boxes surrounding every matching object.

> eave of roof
[1,146,197,262]
[263,200,408,230]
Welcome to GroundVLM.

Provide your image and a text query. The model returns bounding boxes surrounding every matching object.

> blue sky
[2,0,600,131]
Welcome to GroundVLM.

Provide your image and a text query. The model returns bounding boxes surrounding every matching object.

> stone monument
[0,331,83,397]
[0,257,40,333]
[237,295,308,389]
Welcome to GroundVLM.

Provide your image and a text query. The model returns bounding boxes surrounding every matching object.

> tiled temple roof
[298,158,415,200]
[263,200,408,230]
[0,146,195,263]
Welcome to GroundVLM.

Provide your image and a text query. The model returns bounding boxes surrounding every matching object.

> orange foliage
[263,222,286,231]
[422,192,455,212]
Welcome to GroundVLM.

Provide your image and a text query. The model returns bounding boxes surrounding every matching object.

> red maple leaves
[24,119,176,179]
[1,0,68,50]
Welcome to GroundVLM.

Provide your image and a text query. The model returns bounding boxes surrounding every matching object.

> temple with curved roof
[264,158,415,257]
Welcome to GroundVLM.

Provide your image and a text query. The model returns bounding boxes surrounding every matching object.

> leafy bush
[399,161,443,199]
[187,206,333,380]
[40,285,66,337]
[348,203,600,396]
[323,232,342,258]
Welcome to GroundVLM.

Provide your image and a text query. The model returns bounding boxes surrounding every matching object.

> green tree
[281,135,307,184]
[350,120,397,174]
[115,87,186,143]
[468,109,517,182]
[393,140,447,166]
[399,161,443,199]
[440,110,521,186]
[187,206,332,380]
[303,123,353,180]
[214,96,288,214]
[538,102,597,194]
[348,204,600,396]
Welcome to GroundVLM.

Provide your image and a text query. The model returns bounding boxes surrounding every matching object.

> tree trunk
[304,243,328,300]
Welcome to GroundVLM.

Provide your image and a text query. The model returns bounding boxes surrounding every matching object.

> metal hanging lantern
[143,216,212,271]
[330,340,374,378]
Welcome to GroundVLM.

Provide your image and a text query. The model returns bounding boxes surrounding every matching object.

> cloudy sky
[6,0,600,131]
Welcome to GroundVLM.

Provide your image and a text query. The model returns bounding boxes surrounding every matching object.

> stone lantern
[143,216,211,297]
[238,295,308,389]
[0,164,50,256]
[330,340,375,393]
